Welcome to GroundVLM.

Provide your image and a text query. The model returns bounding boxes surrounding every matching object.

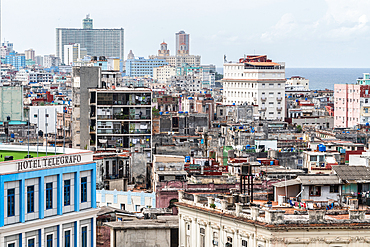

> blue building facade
[0,151,98,247]
[126,57,168,78]
[5,53,26,71]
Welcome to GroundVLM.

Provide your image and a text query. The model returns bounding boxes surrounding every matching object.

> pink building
[334,84,360,128]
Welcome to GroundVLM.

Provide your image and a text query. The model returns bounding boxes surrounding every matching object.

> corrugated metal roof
[333,166,370,181]
[272,179,301,187]
[298,175,341,185]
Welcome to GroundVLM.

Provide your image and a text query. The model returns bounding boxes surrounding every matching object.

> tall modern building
[56,15,124,63]
[64,43,87,65]
[25,49,35,61]
[223,55,286,120]
[175,31,189,55]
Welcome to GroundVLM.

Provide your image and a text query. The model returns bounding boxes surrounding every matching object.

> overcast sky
[2,0,370,68]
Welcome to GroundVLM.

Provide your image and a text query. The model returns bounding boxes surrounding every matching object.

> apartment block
[223,55,286,120]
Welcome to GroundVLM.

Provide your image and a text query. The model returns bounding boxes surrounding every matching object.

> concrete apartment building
[334,84,360,128]
[56,15,124,63]
[72,66,152,184]
[125,57,168,78]
[0,145,98,247]
[153,65,176,83]
[286,76,309,90]
[222,55,286,120]
[25,49,35,62]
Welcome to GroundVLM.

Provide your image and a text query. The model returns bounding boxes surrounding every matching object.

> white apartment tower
[223,55,286,120]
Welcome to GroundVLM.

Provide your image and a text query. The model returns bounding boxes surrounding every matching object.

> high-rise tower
[175,30,189,55]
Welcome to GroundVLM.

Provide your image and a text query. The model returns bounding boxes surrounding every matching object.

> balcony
[261,96,266,101]
[277,96,282,101]
[261,106,266,111]
[277,106,282,111]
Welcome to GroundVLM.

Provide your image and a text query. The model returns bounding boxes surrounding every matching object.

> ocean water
[217,68,370,90]
[285,68,370,90]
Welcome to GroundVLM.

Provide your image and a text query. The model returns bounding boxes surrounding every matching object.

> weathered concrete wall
[72,66,100,149]
[301,185,339,201]
[131,151,147,185]
[116,228,172,247]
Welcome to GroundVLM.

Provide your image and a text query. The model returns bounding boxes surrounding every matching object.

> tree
[152,107,160,116]
[297,125,302,133]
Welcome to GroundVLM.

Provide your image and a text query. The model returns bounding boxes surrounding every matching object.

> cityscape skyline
[1,0,370,68]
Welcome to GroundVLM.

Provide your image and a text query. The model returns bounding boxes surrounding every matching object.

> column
[40,228,44,247]
[57,174,63,215]
[0,236,4,247]
[57,224,62,247]
[191,218,197,247]
[21,232,25,247]
[110,229,116,247]
[205,221,211,247]
[178,214,185,247]
[0,177,4,227]
[74,171,80,212]
[19,179,25,223]
[74,220,80,247]
[39,176,44,219]
[92,216,96,247]
[91,169,96,208]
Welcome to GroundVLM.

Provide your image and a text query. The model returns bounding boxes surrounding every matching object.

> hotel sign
[17,154,82,171]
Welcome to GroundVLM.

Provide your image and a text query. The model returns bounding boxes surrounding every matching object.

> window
[65,230,71,247]
[47,234,53,247]
[120,204,125,210]
[366,108,369,114]
[8,243,15,247]
[28,238,35,247]
[366,99,368,103]
[309,186,321,196]
[27,185,34,213]
[242,240,248,246]
[81,177,87,203]
[226,236,233,247]
[82,226,87,247]
[7,188,15,217]
[46,182,53,209]
[310,156,317,162]
[330,185,339,193]
[212,232,219,247]
[200,228,205,247]
[64,180,70,206]
[319,156,324,162]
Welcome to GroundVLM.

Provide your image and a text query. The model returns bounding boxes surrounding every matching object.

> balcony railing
[277,96,282,101]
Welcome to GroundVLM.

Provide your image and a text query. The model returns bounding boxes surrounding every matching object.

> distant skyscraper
[83,14,93,29]
[35,55,43,66]
[56,15,124,63]
[175,30,189,55]
[25,48,35,61]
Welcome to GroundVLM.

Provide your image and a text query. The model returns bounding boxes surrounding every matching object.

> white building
[29,105,65,134]
[64,43,87,65]
[96,190,156,212]
[43,55,60,68]
[222,55,286,120]
[0,145,98,247]
[153,65,176,83]
[286,76,309,90]
[25,49,36,62]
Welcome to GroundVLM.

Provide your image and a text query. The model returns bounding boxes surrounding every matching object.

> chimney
[194,194,200,204]
[207,197,215,208]
[308,210,325,223]
[251,207,259,220]
[235,203,243,216]
[265,210,285,225]
[221,199,228,211]
[178,190,184,202]
[349,210,365,221]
